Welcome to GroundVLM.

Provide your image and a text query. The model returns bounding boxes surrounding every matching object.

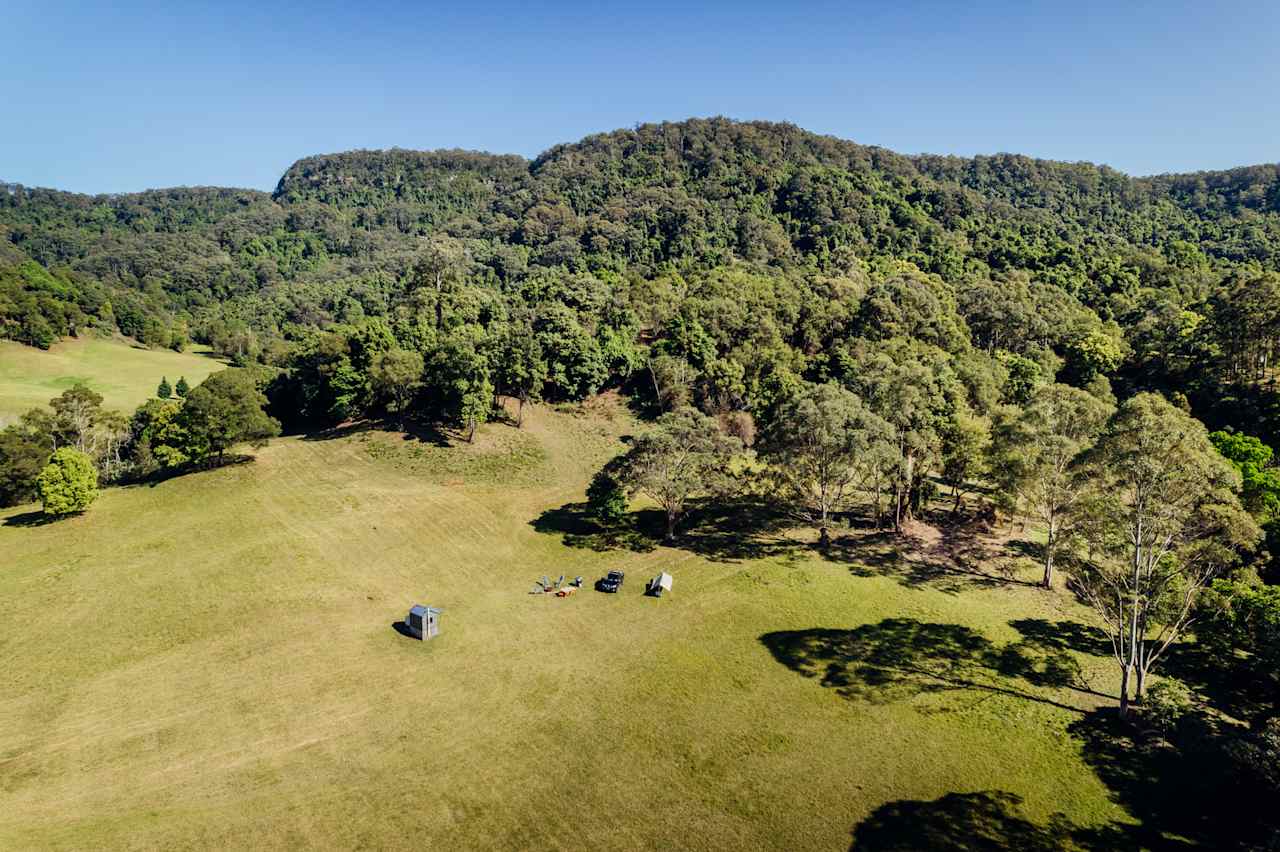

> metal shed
[406,604,441,640]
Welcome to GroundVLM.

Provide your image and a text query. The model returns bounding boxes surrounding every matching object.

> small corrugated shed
[406,604,442,640]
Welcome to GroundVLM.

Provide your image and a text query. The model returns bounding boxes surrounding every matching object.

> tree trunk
[665,508,678,542]
[466,417,477,443]
[1119,664,1132,718]
[818,525,831,550]
[900,452,916,528]
[434,272,444,330]
[1041,522,1055,589]
[516,396,525,428]
[1134,658,1147,703]
[893,479,903,532]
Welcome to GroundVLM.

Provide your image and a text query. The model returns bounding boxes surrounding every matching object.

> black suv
[596,570,625,593]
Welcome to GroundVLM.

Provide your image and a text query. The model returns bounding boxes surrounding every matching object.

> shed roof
[409,604,442,617]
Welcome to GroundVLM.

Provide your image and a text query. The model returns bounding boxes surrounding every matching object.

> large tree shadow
[1066,708,1278,850]
[531,498,803,562]
[849,790,1130,851]
[833,514,1041,594]
[301,418,451,447]
[781,617,1279,849]
[531,500,1047,593]
[1008,617,1277,726]
[115,453,256,491]
[760,618,1107,713]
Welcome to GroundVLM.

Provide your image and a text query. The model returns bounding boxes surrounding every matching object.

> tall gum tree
[990,383,1113,588]
[758,381,893,548]
[616,406,741,541]
[1069,393,1259,717]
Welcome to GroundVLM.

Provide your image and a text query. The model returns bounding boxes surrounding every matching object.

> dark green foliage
[0,415,51,506]
[1209,430,1280,519]
[157,376,172,399]
[586,463,629,526]
[177,370,281,464]
[175,376,189,397]
[2,118,1278,396]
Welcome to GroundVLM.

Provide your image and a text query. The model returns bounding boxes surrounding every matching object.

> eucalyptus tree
[990,383,1113,588]
[758,381,892,548]
[1069,393,1259,716]
[615,406,741,541]
[840,338,965,531]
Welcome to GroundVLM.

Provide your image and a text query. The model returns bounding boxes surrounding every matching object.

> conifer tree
[157,377,172,399]
[175,376,189,397]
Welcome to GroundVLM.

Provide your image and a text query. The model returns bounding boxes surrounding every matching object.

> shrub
[1145,677,1194,735]
[37,447,99,515]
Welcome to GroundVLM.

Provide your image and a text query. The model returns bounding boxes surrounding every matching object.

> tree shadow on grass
[3,510,59,527]
[530,502,660,553]
[841,520,1041,595]
[759,618,1102,713]
[1157,641,1277,727]
[1066,708,1280,850]
[115,453,256,490]
[530,498,803,562]
[301,418,452,447]
[772,620,1272,849]
[849,790,1130,851]
[1004,618,1275,720]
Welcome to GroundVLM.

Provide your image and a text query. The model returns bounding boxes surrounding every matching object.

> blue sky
[4,0,1278,193]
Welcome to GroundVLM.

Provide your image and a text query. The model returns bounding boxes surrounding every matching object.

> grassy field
[1,398,1143,850]
[0,337,225,420]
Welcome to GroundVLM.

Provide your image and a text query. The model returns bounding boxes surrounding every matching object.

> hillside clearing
[0,337,225,421]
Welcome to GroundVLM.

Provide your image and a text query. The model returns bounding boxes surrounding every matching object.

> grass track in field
[0,337,225,420]
[0,400,1132,850]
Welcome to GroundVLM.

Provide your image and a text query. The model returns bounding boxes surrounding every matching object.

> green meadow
[0,397,1137,850]
[0,337,224,420]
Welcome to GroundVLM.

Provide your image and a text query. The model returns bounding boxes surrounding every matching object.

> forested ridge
[5,118,1280,339]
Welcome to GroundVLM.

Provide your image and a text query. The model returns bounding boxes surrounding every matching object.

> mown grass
[1,399,1139,850]
[0,337,224,420]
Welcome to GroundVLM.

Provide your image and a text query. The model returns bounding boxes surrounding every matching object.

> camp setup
[405,604,441,640]
[646,572,673,597]
[529,575,584,596]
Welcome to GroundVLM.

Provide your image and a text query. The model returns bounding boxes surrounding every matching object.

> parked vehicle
[596,570,625,593]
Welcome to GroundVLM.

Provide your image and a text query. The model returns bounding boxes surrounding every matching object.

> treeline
[0,372,279,511]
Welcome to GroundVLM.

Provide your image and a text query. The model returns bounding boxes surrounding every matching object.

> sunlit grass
[0,400,1128,850]
[0,336,225,420]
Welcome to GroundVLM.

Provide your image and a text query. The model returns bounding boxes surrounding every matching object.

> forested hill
[4,117,1280,439]
[5,119,1280,329]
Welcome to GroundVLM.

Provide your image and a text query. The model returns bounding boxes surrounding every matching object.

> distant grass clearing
[0,336,225,420]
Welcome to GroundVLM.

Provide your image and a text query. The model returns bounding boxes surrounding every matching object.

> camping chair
[530,583,546,595]
[572,575,584,587]
[556,574,565,589]
[540,576,551,591]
